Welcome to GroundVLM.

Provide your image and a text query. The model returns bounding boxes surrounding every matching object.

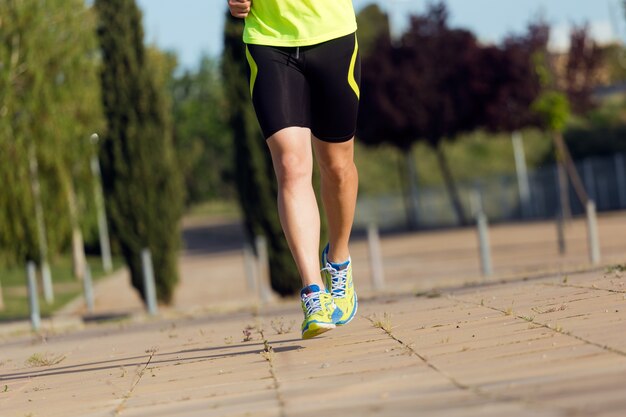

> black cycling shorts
[245,32,361,142]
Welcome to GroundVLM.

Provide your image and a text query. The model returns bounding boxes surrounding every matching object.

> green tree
[171,56,235,205]
[532,52,588,219]
[356,4,390,58]
[0,0,103,269]
[222,13,300,296]
[94,0,183,303]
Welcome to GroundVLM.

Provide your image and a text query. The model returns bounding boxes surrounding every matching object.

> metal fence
[355,152,626,229]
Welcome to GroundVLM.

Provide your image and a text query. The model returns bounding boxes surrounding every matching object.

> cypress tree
[222,14,300,296]
[94,0,183,303]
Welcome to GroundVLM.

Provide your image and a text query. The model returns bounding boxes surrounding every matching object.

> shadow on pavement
[0,343,302,382]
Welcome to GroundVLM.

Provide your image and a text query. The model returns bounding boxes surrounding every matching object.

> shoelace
[302,292,322,315]
[322,264,348,298]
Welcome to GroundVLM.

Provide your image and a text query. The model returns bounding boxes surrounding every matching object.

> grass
[353,127,552,196]
[182,128,554,219]
[25,352,66,367]
[270,317,295,335]
[372,312,393,333]
[0,255,122,321]
[185,200,241,220]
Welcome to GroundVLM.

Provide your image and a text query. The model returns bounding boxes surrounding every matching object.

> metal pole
[83,263,95,313]
[476,211,493,277]
[90,134,113,273]
[255,235,273,303]
[556,212,566,255]
[26,261,41,331]
[512,131,532,218]
[243,241,258,293]
[141,248,158,315]
[367,224,385,290]
[583,158,596,202]
[615,153,626,208]
[469,188,483,218]
[41,262,54,304]
[586,200,601,265]
[29,145,54,304]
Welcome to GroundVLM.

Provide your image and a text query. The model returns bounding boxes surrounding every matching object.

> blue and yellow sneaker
[321,244,358,325]
[300,284,342,339]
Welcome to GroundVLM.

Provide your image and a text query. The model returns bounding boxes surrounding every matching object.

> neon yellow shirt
[243,0,357,47]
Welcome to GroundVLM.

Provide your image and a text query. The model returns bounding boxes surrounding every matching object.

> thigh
[305,33,361,143]
[312,134,354,172]
[246,44,311,139]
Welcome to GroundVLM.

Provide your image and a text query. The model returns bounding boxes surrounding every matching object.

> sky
[135,0,623,71]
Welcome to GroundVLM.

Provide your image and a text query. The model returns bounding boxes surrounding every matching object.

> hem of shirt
[243,26,357,48]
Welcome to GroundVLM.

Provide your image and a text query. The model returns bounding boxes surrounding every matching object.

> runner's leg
[312,136,358,263]
[267,127,324,289]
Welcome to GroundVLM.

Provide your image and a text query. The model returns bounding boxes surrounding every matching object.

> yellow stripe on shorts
[348,34,360,99]
[245,46,258,97]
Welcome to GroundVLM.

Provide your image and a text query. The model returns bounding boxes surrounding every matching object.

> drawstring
[296,46,300,60]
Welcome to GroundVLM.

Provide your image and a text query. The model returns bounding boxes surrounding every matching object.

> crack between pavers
[112,348,157,416]
[258,329,286,417]
[449,295,626,358]
[362,313,577,416]
[540,282,626,294]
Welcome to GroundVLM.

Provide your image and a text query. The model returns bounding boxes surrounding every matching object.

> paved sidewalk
[1,268,625,417]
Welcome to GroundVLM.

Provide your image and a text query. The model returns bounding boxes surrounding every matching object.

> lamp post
[90,134,113,273]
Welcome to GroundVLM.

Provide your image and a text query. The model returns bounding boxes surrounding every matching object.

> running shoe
[300,284,342,339]
[321,244,358,325]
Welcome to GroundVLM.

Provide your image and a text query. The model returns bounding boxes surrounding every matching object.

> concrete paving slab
[2,240,626,417]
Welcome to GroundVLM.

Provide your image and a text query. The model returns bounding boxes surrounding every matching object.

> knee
[320,158,356,183]
[274,154,312,187]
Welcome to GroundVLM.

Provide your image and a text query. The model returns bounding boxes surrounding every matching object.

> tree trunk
[434,144,468,226]
[554,131,588,206]
[556,158,571,221]
[62,170,86,280]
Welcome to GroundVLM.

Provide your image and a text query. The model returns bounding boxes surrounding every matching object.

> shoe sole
[336,292,358,326]
[302,322,335,339]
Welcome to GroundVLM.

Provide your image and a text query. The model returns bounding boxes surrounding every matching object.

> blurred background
[1,0,626,321]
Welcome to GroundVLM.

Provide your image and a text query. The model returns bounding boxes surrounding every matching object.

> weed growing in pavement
[372,312,393,332]
[270,317,295,335]
[504,306,513,316]
[224,336,233,345]
[25,353,66,367]
[520,315,535,322]
[415,290,442,298]
[562,275,569,284]
[532,304,567,314]
[242,324,256,342]
[260,339,275,362]
[606,264,626,274]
